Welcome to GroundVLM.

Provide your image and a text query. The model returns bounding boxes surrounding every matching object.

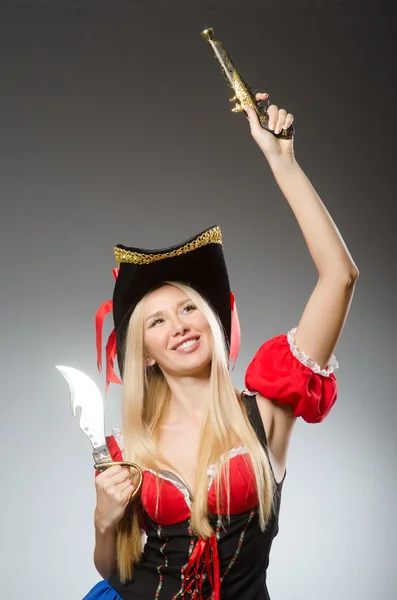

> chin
[182,365,211,378]
[167,355,212,378]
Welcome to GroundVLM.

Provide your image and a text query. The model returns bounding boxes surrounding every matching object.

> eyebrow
[145,299,191,323]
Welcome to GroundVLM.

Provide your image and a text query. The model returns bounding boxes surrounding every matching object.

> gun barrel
[201,27,237,90]
[201,27,214,42]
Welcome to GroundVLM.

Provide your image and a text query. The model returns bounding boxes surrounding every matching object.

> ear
[145,354,156,367]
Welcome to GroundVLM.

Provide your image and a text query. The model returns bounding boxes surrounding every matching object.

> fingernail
[269,122,275,130]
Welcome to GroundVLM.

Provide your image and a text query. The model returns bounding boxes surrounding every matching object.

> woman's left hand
[243,92,294,159]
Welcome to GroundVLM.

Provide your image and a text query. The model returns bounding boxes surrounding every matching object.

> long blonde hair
[116,282,275,582]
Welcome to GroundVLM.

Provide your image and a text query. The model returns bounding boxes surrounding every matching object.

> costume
[84,226,338,600]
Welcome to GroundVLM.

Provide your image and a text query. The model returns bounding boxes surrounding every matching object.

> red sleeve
[244,334,338,423]
[105,434,124,462]
[94,434,124,477]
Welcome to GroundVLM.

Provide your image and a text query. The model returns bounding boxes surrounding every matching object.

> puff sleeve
[95,428,124,476]
[245,328,339,423]
[105,429,124,462]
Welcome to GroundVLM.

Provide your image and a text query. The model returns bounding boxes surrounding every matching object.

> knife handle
[95,461,143,501]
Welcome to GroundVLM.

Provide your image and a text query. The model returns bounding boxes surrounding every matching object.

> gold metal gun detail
[201,27,294,140]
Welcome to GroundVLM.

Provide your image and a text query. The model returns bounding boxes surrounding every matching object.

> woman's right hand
[94,465,135,533]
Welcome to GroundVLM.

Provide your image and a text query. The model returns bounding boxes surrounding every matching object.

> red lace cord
[181,533,220,599]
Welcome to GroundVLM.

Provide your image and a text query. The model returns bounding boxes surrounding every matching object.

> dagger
[56,365,142,499]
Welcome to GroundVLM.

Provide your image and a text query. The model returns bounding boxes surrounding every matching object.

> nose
[172,318,189,337]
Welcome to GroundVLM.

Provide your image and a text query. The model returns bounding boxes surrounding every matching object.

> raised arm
[243,94,358,475]
[244,93,358,369]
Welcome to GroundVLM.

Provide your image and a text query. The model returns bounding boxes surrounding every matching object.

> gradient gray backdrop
[1,1,396,599]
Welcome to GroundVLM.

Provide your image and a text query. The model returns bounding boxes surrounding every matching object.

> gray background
[1,1,396,598]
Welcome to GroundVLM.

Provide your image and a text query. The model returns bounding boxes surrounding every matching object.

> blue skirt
[83,580,122,600]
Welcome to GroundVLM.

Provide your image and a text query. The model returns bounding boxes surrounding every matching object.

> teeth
[176,338,198,350]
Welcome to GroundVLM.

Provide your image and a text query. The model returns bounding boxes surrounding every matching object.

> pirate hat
[96,226,240,389]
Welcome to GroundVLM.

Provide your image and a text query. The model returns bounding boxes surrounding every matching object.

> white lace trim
[287,327,339,377]
[146,468,192,509]
[111,427,125,453]
[207,446,249,490]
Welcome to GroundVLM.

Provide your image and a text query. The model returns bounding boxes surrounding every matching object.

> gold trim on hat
[114,226,223,266]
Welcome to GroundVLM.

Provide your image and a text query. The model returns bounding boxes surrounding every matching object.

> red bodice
[141,449,258,526]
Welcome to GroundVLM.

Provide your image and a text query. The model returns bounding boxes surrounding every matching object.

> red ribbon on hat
[229,291,241,369]
[181,532,220,599]
[95,268,121,392]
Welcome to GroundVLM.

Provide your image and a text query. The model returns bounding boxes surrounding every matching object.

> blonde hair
[116,282,275,582]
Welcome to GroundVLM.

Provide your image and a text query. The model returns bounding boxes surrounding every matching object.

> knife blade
[56,365,112,466]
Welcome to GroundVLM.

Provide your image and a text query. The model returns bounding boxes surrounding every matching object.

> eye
[182,304,196,314]
[149,317,164,328]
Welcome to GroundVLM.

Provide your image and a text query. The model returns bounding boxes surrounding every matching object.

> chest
[155,424,202,494]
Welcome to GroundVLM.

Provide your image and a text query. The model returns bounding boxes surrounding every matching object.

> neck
[162,369,211,425]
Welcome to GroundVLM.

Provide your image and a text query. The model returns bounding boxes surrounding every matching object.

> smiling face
[142,284,213,377]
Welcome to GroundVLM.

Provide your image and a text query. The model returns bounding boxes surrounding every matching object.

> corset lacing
[181,532,220,599]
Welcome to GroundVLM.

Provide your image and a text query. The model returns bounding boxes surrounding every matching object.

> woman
[84,92,358,600]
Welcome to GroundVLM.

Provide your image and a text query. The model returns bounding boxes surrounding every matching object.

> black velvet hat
[96,225,240,388]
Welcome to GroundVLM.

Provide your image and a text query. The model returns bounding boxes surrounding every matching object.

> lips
[172,336,200,351]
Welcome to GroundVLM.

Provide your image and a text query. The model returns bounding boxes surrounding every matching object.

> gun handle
[253,92,294,140]
[256,112,294,140]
